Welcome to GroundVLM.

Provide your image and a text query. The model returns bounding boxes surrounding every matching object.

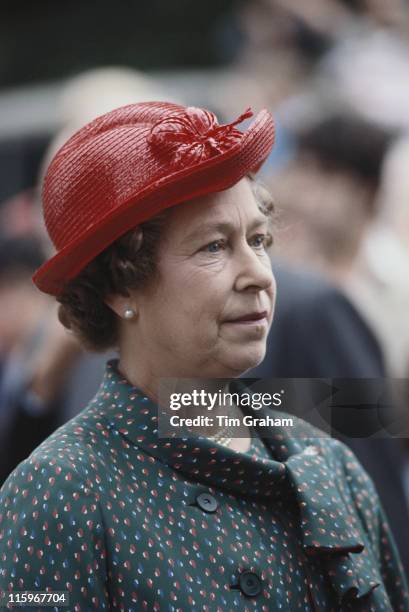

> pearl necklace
[207,424,234,447]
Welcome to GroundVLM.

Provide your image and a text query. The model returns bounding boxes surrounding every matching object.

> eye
[202,239,226,253]
[249,233,272,249]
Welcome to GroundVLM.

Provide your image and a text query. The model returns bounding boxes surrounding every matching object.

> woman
[0,102,407,611]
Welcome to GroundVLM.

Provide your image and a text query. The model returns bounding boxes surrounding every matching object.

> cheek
[143,282,211,343]
[268,282,277,323]
[167,288,227,349]
[269,277,277,305]
[166,265,229,318]
[149,256,233,348]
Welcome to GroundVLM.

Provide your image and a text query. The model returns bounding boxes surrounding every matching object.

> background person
[0,234,79,484]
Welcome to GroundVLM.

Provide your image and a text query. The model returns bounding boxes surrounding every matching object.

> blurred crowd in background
[1,0,409,576]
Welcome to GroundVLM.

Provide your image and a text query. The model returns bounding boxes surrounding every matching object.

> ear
[104,293,137,319]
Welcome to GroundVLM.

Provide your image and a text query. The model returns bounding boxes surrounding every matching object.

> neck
[117,355,250,443]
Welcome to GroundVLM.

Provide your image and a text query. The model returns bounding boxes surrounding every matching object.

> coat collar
[92,359,381,605]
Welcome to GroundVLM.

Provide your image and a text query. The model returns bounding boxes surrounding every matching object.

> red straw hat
[33,101,275,296]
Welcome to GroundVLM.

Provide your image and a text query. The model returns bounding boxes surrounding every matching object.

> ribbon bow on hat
[149,106,254,166]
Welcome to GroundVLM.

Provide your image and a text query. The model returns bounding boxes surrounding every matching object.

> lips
[225,311,268,323]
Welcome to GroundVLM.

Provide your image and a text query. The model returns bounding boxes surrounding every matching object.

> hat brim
[33,109,275,296]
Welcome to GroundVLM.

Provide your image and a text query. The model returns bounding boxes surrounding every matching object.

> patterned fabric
[247,434,271,459]
[0,359,408,611]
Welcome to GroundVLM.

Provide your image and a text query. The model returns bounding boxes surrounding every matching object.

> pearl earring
[123,308,135,320]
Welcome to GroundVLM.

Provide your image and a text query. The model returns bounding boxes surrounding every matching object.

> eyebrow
[182,216,269,244]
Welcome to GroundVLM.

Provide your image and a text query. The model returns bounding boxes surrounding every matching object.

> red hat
[33,101,275,296]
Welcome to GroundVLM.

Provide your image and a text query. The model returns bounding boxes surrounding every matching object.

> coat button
[238,571,262,597]
[195,492,218,513]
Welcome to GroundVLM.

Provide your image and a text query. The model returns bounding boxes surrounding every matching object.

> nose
[233,244,274,293]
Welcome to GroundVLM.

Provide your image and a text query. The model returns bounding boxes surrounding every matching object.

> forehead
[165,178,265,237]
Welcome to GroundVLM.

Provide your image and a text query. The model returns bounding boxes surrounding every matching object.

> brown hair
[57,177,275,352]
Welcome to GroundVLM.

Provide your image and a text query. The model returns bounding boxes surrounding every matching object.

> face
[128,178,276,379]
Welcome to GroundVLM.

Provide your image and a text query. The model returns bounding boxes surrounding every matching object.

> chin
[225,346,266,377]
